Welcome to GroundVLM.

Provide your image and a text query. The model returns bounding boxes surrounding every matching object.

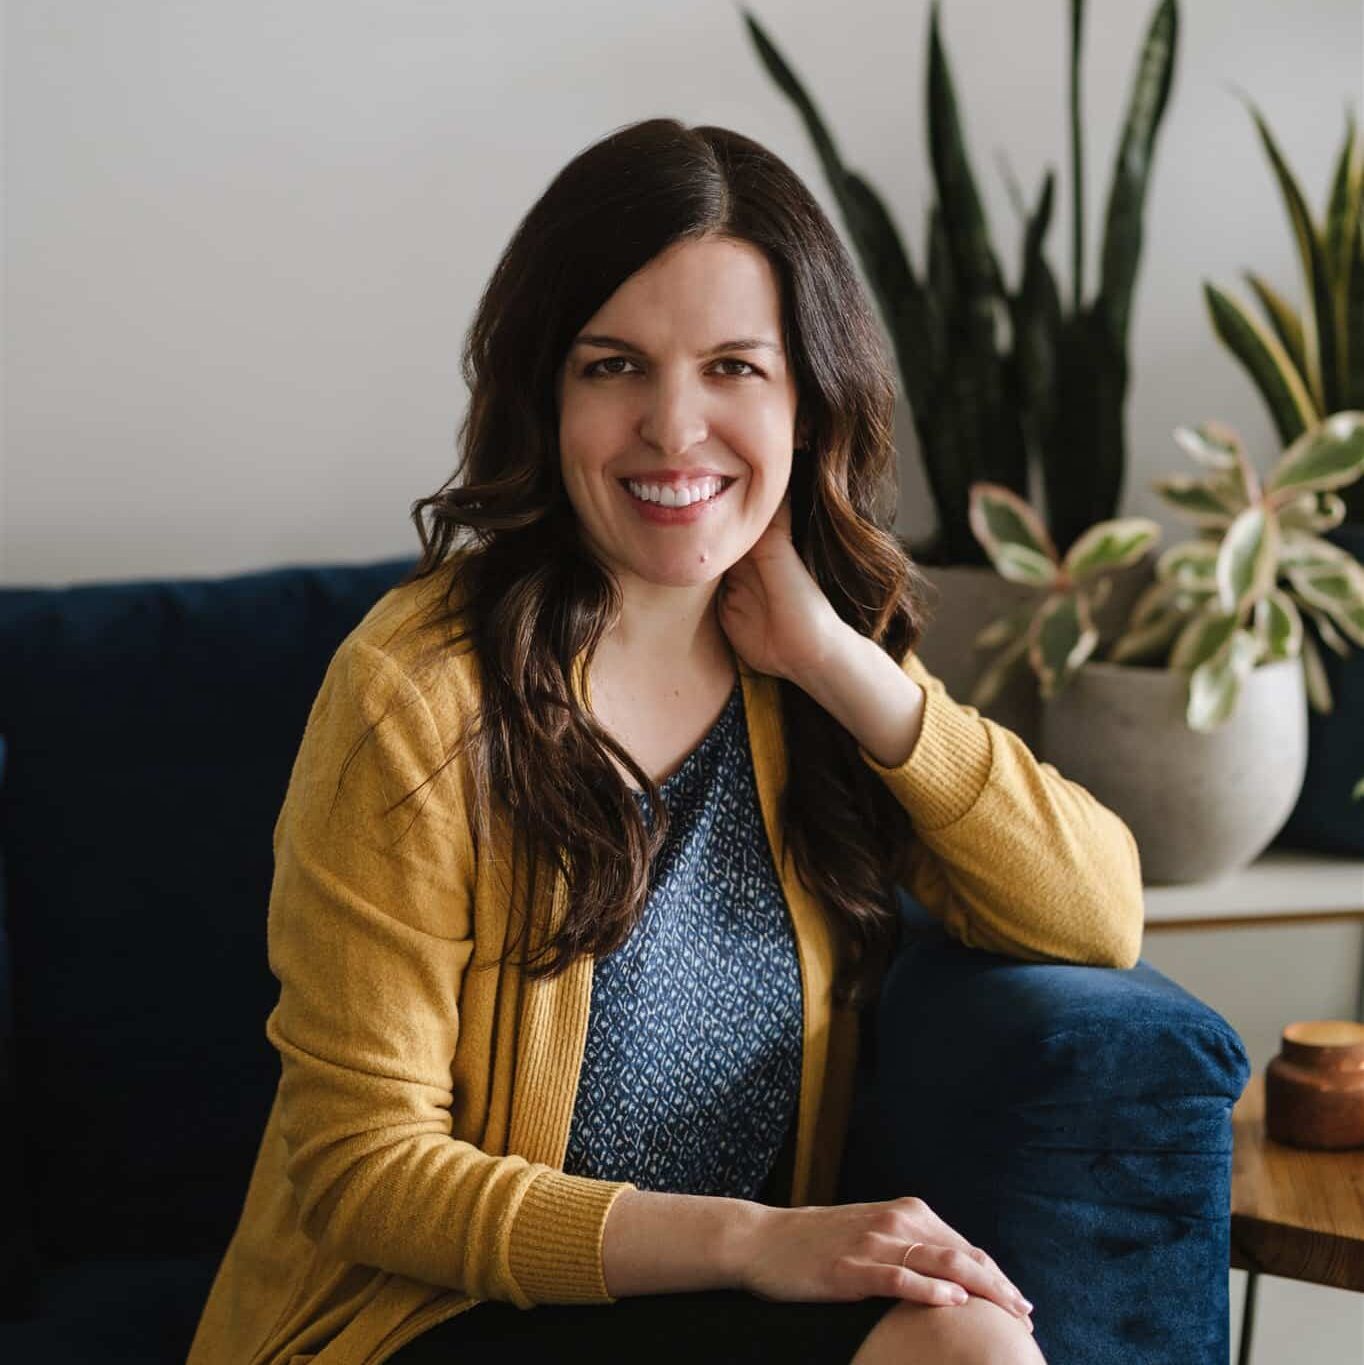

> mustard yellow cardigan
[187,559,1144,1365]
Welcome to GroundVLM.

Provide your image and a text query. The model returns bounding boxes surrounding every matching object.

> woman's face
[555,234,803,590]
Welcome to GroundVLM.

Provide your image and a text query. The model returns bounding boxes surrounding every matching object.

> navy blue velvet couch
[0,558,1251,1363]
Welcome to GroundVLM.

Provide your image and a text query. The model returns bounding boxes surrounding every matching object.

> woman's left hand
[717,491,846,684]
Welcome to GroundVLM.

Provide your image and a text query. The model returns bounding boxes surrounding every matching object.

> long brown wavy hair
[378,117,935,1012]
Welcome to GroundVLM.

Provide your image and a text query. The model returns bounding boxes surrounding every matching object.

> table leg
[1236,1268,1260,1365]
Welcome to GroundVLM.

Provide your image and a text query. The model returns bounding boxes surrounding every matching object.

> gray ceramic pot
[1039,657,1309,884]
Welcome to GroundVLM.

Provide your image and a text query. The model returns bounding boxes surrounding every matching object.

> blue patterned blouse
[561,675,805,1200]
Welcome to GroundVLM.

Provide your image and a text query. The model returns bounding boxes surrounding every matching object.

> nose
[637,371,709,458]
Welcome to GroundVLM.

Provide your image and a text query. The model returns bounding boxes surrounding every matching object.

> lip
[618,475,736,524]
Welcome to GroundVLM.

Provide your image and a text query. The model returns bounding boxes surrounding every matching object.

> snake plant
[1204,102,1364,523]
[742,0,1178,566]
[969,411,1364,730]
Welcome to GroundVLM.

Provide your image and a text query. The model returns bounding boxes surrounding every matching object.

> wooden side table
[1230,1073,1364,1364]
[1142,848,1364,1359]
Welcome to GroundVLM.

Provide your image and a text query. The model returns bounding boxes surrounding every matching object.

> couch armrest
[836,891,1251,1365]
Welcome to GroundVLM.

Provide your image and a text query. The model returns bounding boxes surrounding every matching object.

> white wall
[5,2,1363,1359]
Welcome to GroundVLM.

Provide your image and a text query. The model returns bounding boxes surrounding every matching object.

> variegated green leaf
[1106,608,1184,664]
[1156,538,1220,589]
[1172,420,1244,471]
[1289,589,1354,658]
[1170,605,1241,672]
[1278,526,1358,569]
[1253,588,1303,661]
[1150,474,1239,525]
[1278,489,1348,532]
[1062,516,1162,584]
[1216,505,1280,614]
[1266,409,1364,499]
[968,481,1058,560]
[1300,626,1335,713]
[1029,591,1100,699]
[973,602,1037,651]
[995,543,1061,587]
[1186,628,1260,732]
[1283,556,1364,647]
[1352,773,1364,800]
[968,625,1034,709]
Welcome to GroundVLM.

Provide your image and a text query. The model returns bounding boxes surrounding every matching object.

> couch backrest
[0,557,418,1274]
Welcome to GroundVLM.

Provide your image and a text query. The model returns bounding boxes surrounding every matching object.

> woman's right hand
[734,1197,1034,1331]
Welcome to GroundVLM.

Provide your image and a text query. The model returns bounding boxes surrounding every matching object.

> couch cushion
[0,557,417,1268]
[0,1251,220,1363]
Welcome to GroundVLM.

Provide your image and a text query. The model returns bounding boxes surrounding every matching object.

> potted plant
[1204,99,1364,854]
[742,0,1177,748]
[968,411,1364,883]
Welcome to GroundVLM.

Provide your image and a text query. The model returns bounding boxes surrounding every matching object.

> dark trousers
[386,1289,898,1362]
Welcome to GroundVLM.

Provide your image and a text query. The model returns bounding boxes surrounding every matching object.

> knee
[853,1294,1046,1365]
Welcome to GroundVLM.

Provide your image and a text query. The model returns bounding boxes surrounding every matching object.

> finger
[903,1243,1033,1323]
[915,1215,1029,1311]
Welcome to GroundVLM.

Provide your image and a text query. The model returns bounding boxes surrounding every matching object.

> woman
[188,117,1144,1365]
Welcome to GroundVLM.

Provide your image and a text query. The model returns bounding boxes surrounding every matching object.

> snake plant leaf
[740,10,933,414]
[1325,108,1363,401]
[1170,604,1241,671]
[1216,505,1280,615]
[927,1,1006,304]
[1299,626,1335,713]
[926,202,953,363]
[1186,627,1260,732]
[1349,218,1364,410]
[1029,591,1100,699]
[1243,272,1310,384]
[1283,556,1364,647]
[1062,516,1162,584]
[968,623,1034,709]
[1095,0,1177,353]
[1278,489,1347,533]
[1246,100,1339,412]
[1173,420,1244,471]
[1012,170,1062,452]
[1150,473,1240,525]
[1204,281,1319,444]
[1266,410,1364,499]
[1253,588,1303,661]
[969,481,1058,564]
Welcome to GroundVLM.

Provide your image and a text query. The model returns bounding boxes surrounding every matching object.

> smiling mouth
[617,476,738,508]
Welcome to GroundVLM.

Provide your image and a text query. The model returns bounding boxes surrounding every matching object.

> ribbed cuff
[857,652,995,830]
[506,1168,638,1305]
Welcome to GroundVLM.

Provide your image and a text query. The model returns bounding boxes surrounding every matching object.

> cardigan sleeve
[264,635,636,1308]
[856,648,1145,969]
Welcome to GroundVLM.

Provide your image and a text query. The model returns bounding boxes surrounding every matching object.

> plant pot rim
[1073,656,1302,681]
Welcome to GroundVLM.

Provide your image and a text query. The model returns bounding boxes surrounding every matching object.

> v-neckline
[629,676,742,797]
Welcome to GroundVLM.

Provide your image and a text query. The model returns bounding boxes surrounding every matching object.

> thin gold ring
[900,1241,924,1268]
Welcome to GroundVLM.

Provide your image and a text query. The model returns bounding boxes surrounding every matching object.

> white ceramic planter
[1039,657,1309,885]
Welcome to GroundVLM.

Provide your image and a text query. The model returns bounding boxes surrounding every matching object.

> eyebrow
[571,332,783,358]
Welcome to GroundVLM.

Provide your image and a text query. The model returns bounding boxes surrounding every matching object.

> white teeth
[624,477,726,507]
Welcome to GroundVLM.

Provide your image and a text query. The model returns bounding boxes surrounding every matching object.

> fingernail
[1017,1297,1034,1313]
[951,1289,968,1304]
